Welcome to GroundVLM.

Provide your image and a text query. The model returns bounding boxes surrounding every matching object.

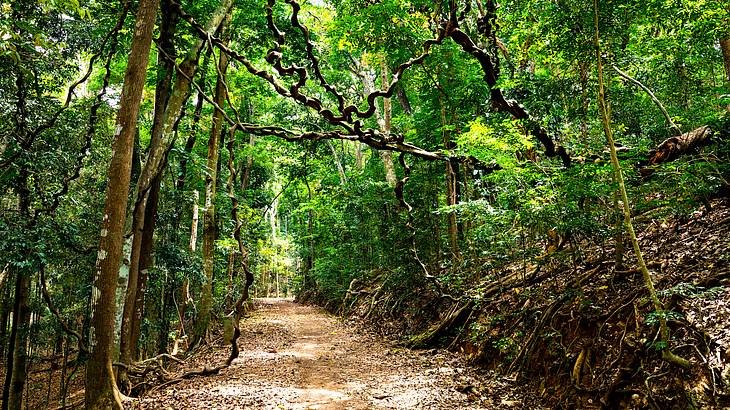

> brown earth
[127,298,541,409]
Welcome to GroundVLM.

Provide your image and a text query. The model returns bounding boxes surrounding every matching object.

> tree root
[406,300,474,348]
[508,262,606,374]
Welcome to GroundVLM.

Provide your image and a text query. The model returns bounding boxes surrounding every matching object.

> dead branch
[645,125,714,169]
[611,64,682,136]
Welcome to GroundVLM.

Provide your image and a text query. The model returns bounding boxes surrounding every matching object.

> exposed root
[407,300,475,348]
[508,262,606,374]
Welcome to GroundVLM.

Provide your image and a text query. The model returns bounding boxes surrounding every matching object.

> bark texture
[85,0,160,407]
[192,37,229,348]
[118,0,177,369]
[643,125,714,173]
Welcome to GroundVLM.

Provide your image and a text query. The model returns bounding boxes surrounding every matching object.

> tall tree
[85,0,160,407]
[118,0,232,364]
[192,25,230,348]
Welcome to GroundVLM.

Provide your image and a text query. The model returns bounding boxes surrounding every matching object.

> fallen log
[642,126,714,174]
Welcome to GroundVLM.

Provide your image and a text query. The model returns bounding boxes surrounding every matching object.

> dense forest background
[1,0,729,408]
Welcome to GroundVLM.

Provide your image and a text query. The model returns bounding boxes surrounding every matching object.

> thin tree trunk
[395,84,412,115]
[379,61,397,187]
[355,143,364,171]
[133,0,233,202]
[3,27,33,407]
[190,190,199,251]
[157,272,175,354]
[720,37,730,112]
[191,35,229,348]
[176,49,212,193]
[6,269,30,410]
[438,96,460,259]
[579,61,589,149]
[129,172,161,360]
[593,0,689,369]
[226,250,235,309]
[0,274,10,360]
[85,0,159,407]
[325,140,347,185]
[240,135,255,191]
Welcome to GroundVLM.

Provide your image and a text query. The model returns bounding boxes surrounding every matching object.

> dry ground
[128,298,536,409]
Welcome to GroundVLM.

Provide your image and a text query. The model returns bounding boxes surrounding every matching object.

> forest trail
[130,298,531,409]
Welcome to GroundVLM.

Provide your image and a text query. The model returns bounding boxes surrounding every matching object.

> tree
[192,18,230,347]
[85,0,160,407]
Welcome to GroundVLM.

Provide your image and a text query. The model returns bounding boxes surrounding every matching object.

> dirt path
[130,298,534,409]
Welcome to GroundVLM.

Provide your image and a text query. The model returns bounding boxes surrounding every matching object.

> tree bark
[85,0,159,407]
[240,135,255,191]
[379,62,397,187]
[176,49,212,193]
[644,125,713,170]
[120,0,231,364]
[130,172,162,359]
[0,272,10,360]
[190,190,200,251]
[579,61,589,149]
[118,0,177,371]
[6,270,30,410]
[325,140,347,185]
[2,166,32,410]
[192,35,229,348]
[134,0,233,201]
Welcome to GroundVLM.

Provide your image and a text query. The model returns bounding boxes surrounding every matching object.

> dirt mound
[338,200,730,408]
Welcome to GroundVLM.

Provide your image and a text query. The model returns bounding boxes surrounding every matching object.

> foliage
[0,0,728,405]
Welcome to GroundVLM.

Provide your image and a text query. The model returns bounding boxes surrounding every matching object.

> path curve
[131,298,528,409]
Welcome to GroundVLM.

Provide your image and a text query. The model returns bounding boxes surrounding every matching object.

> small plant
[659,282,724,300]
[493,336,519,360]
[645,310,684,327]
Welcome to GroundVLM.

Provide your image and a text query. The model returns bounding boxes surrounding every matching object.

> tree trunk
[176,49,212,193]
[191,36,229,348]
[326,140,347,185]
[157,271,175,354]
[240,135,255,191]
[118,0,177,371]
[379,62,397,187]
[6,271,30,410]
[439,96,460,259]
[0,273,11,360]
[645,125,713,167]
[190,190,199,251]
[85,0,159,407]
[579,61,589,149]
[722,37,730,112]
[593,0,689,369]
[396,84,412,115]
[133,0,233,202]
[130,172,162,360]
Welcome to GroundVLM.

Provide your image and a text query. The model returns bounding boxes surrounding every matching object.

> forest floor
[127,298,542,409]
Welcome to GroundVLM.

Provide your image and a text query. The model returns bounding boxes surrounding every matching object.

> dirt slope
[127,298,540,409]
